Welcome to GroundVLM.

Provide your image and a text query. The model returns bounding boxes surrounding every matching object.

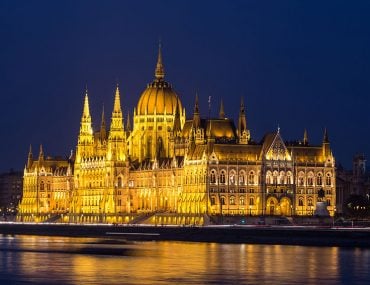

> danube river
[0,235,369,284]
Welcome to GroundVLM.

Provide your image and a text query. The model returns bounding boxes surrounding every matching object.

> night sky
[1,1,370,172]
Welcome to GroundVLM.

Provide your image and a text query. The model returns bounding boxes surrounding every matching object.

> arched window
[298,198,304,206]
[210,196,216,205]
[266,171,272,184]
[239,172,245,185]
[308,198,313,206]
[220,196,226,205]
[307,172,314,186]
[147,136,152,158]
[298,172,305,186]
[279,171,285,184]
[210,170,216,184]
[317,173,323,186]
[229,171,236,185]
[249,197,255,206]
[230,196,235,205]
[248,171,255,185]
[273,171,278,185]
[117,177,122,188]
[326,173,331,186]
[220,171,226,184]
[240,196,245,205]
[286,172,292,184]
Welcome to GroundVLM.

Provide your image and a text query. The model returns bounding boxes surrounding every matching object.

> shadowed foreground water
[0,235,369,284]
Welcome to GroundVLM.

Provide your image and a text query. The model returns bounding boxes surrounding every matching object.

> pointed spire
[219,99,225,119]
[27,144,33,169]
[109,84,125,144]
[303,129,308,145]
[100,104,106,141]
[126,111,131,132]
[194,93,199,114]
[79,87,93,137]
[28,144,33,159]
[240,96,245,110]
[82,87,91,119]
[323,127,329,143]
[238,96,249,144]
[238,97,247,129]
[155,41,165,80]
[192,93,201,129]
[322,127,330,157]
[113,84,122,114]
[101,104,106,128]
[38,144,44,162]
[173,99,182,133]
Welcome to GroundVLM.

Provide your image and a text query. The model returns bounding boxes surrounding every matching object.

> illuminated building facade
[18,145,73,221]
[18,46,336,224]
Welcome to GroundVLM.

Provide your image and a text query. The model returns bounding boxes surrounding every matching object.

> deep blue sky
[0,0,369,171]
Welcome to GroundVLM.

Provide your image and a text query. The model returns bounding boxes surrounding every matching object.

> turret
[76,87,94,162]
[109,84,125,136]
[322,128,330,157]
[238,97,250,144]
[78,88,94,143]
[108,84,126,161]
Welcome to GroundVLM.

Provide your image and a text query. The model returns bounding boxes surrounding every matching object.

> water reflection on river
[0,235,369,284]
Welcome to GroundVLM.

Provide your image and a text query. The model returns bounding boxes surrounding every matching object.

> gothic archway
[266,197,278,215]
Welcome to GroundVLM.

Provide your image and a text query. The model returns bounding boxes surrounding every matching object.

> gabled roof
[261,131,291,161]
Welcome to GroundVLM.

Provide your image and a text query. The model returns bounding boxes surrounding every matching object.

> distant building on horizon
[0,169,23,217]
[17,46,336,224]
[336,154,370,215]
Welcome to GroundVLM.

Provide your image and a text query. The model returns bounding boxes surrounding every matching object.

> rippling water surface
[0,235,369,284]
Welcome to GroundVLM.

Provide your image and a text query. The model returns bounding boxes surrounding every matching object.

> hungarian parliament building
[18,47,336,224]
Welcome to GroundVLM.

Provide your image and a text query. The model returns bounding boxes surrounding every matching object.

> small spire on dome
[155,41,165,80]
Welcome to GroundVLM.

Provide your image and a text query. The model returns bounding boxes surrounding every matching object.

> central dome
[136,45,183,116]
[137,80,182,115]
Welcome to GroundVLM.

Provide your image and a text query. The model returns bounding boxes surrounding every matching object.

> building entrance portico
[266,196,292,216]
